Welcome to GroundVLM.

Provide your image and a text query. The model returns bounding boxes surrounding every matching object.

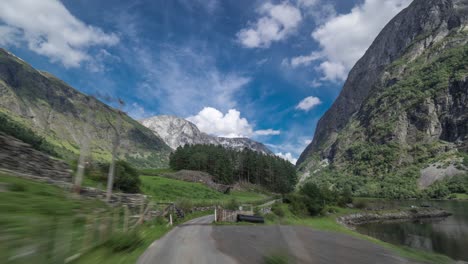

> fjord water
[356,200,468,261]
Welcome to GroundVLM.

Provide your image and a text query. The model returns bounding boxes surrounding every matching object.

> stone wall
[0,133,72,182]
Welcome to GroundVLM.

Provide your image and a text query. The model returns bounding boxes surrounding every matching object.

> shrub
[176,199,194,213]
[353,200,368,209]
[8,182,26,192]
[114,160,141,193]
[263,253,291,264]
[225,198,239,210]
[106,231,143,252]
[299,182,326,216]
[284,194,308,216]
[271,203,285,217]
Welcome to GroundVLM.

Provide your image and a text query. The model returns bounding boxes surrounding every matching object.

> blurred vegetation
[0,174,110,263]
[75,160,141,193]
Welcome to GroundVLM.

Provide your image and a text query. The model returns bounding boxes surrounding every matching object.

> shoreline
[337,208,452,228]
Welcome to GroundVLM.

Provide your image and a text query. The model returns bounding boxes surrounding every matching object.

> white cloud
[125,102,152,120]
[255,129,281,136]
[286,51,322,67]
[296,96,321,112]
[310,0,411,81]
[187,107,280,138]
[0,0,119,67]
[276,152,298,165]
[237,2,302,48]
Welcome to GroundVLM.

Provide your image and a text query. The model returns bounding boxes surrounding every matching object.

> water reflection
[356,200,468,261]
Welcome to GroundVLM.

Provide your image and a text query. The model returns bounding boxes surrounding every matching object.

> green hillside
[0,49,171,168]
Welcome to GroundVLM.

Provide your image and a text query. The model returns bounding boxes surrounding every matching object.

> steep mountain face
[141,115,273,155]
[297,0,468,194]
[0,49,171,168]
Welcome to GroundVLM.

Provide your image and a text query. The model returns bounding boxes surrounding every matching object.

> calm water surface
[356,200,468,261]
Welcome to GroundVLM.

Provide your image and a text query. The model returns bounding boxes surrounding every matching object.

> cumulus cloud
[310,0,411,81]
[187,107,280,138]
[283,51,322,68]
[276,152,298,165]
[296,96,321,112]
[237,2,302,48]
[0,0,119,67]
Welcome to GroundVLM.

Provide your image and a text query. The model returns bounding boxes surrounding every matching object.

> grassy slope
[266,204,453,264]
[0,49,171,168]
[0,174,110,262]
[140,175,270,205]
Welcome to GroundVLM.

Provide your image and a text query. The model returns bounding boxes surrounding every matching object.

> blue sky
[0,0,411,163]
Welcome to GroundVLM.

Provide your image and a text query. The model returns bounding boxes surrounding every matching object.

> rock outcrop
[141,115,273,155]
[297,0,468,189]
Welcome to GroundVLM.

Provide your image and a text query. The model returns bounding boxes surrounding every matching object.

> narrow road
[137,215,237,264]
[138,215,416,264]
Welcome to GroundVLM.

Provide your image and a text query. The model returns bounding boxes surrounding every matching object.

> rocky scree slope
[0,49,171,168]
[141,115,273,155]
[297,0,468,189]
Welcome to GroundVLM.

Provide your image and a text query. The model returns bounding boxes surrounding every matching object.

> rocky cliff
[141,115,273,154]
[297,0,468,195]
[0,49,171,168]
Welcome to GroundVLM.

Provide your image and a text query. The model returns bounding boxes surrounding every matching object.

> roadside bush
[253,206,261,216]
[176,199,194,213]
[225,198,239,210]
[353,200,368,209]
[81,160,141,193]
[271,203,285,217]
[263,253,291,264]
[337,188,353,207]
[114,160,141,193]
[284,193,308,216]
[264,213,279,222]
[106,231,143,252]
[299,182,327,216]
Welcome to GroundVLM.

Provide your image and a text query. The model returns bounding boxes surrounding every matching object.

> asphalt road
[137,215,237,264]
[138,215,417,264]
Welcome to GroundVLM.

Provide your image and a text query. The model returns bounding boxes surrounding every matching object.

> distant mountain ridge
[0,48,171,168]
[140,115,273,155]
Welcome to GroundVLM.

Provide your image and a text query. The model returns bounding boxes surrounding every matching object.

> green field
[140,175,271,205]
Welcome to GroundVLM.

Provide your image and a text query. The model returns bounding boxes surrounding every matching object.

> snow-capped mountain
[140,115,273,155]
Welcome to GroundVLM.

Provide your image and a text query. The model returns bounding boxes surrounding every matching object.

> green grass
[0,174,110,263]
[452,193,468,200]
[265,204,453,264]
[140,175,270,205]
